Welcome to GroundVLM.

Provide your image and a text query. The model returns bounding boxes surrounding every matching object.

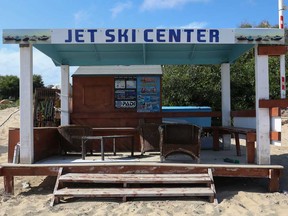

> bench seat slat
[59,173,212,184]
[54,187,215,197]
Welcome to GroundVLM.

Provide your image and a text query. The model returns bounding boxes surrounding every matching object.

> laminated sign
[114,76,137,109]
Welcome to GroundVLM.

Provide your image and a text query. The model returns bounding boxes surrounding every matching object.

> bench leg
[131,136,134,157]
[4,175,14,195]
[113,138,116,156]
[246,141,255,164]
[81,139,86,160]
[235,133,241,156]
[268,169,281,192]
[213,129,220,151]
[101,138,104,161]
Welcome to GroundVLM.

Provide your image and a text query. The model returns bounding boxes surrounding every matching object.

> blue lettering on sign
[210,29,219,42]
[87,29,97,42]
[62,28,221,44]
[106,29,115,42]
[144,29,153,42]
[183,29,194,42]
[131,29,136,42]
[197,29,206,42]
[118,29,129,42]
[156,29,165,42]
[75,29,84,42]
[169,29,181,42]
[65,29,72,42]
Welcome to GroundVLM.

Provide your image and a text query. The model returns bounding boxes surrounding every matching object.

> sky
[0,0,282,86]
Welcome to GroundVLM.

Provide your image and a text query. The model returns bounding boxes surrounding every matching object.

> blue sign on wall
[137,76,160,112]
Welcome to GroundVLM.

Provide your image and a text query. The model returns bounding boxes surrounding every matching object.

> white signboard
[2,28,285,45]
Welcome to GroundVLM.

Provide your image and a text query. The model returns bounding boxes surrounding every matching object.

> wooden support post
[268,169,281,192]
[246,133,256,164]
[4,175,14,195]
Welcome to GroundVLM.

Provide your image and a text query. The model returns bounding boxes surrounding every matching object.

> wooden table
[203,126,256,164]
[72,135,134,161]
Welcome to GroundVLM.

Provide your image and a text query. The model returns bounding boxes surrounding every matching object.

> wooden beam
[258,45,287,56]
[270,107,281,117]
[4,175,14,195]
[259,99,288,108]
[71,111,222,119]
[270,131,281,141]
[231,110,256,117]
[269,169,282,192]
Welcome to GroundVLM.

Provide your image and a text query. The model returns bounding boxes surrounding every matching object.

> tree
[33,74,45,92]
[162,65,222,110]
[0,75,19,100]
[0,74,45,100]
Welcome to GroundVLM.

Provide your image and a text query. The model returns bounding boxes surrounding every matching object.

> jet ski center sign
[53,28,224,44]
[3,28,285,44]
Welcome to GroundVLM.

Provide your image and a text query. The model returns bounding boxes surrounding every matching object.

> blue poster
[137,76,160,112]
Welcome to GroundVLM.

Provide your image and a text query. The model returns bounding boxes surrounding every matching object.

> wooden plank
[246,141,255,164]
[246,133,256,142]
[208,168,218,204]
[59,173,212,184]
[258,45,287,56]
[230,110,256,117]
[0,163,284,174]
[50,167,63,207]
[54,187,215,197]
[259,99,288,108]
[270,107,281,117]
[4,175,14,195]
[270,131,281,141]
[71,111,222,119]
[268,169,282,192]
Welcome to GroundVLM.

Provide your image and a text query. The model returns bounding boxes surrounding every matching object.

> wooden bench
[203,126,256,164]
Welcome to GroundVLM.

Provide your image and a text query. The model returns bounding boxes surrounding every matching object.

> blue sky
[0,0,282,85]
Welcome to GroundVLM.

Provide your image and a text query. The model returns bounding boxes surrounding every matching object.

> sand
[1,107,288,216]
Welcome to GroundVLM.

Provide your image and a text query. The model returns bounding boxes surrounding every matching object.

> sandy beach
[1,107,288,216]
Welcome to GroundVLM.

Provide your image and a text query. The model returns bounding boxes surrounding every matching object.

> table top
[203,126,256,133]
[72,134,134,140]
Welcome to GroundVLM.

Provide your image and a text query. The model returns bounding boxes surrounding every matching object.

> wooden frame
[0,163,283,195]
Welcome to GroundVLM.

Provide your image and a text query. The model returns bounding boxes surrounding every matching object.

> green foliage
[162,65,222,110]
[230,50,256,110]
[0,100,19,110]
[33,74,45,92]
[162,50,284,111]
[0,74,45,100]
[0,75,19,100]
